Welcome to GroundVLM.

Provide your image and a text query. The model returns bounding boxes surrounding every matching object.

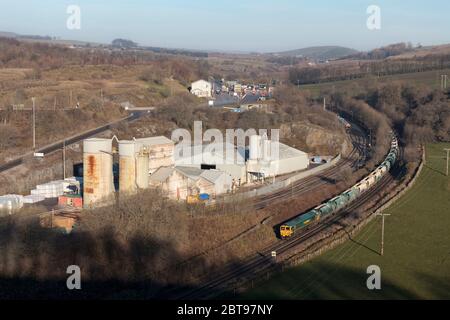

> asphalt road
[0,111,143,173]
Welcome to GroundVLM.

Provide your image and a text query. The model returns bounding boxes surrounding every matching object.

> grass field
[299,69,450,98]
[241,143,450,299]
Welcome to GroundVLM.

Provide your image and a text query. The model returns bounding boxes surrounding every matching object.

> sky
[0,0,449,52]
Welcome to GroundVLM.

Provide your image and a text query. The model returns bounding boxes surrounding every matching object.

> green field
[242,143,450,299]
[300,69,450,98]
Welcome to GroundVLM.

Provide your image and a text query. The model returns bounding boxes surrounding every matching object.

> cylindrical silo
[119,140,137,194]
[262,139,272,161]
[83,138,114,207]
[136,146,149,189]
[249,135,260,160]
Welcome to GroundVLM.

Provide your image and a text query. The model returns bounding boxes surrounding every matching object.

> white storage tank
[83,138,114,207]
[262,139,272,161]
[119,140,137,194]
[136,146,149,189]
[249,135,261,160]
[0,195,24,214]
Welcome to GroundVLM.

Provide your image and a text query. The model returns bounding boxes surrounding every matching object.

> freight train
[280,134,399,239]
[338,116,352,130]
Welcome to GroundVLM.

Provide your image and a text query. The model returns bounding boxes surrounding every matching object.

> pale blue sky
[0,0,448,52]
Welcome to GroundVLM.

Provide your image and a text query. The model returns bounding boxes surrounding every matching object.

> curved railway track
[253,124,368,210]
[170,146,403,300]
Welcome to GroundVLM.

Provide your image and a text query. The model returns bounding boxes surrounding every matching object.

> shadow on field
[237,261,450,300]
[424,163,446,176]
[1,211,448,300]
[0,216,225,300]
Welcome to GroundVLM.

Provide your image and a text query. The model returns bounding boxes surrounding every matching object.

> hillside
[275,46,358,60]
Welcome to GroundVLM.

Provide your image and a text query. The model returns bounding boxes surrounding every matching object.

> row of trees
[289,53,450,85]
[347,42,415,60]
[329,82,450,162]
[0,38,208,79]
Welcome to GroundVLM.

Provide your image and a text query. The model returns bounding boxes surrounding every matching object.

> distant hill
[0,30,207,58]
[275,46,359,60]
[0,31,18,38]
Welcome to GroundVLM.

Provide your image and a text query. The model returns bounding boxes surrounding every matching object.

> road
[0,111,144,173]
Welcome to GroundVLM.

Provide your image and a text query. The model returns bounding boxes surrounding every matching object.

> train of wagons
[280,133,399,239]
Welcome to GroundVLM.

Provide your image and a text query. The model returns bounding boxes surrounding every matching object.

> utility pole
[441,75,448,90]
[444,148,450,176]
[63,140,66,180]
[32,97,36,150]
[377,213,391,256]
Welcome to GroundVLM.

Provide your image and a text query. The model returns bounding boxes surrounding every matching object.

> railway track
[169,147,403,300]
[253,125,368,210]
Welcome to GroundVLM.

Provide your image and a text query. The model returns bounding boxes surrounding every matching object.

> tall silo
[262,139,272,161]
[136,145,149,189]
[119,140,137,194]
[83,138,114,207]
[249,135,260,160]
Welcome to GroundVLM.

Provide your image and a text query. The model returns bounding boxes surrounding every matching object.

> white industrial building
[81,133,308,205]
[174,142,247,186]
[149,166,232,200]
[134,136,175,174]
[191,79,212,98]
[246,135,309,180]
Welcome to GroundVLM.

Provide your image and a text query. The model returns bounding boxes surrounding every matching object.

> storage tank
[0,195,24,214]
[262,139,272,161]
[83,138,114,207]
[119,140,137,194]
[136,146,149,189]
[249,135,260,160]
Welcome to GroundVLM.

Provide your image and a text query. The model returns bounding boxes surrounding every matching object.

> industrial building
[78,133,309,206]
[82,135,174,207]
[191,79,212,98]
[174,142,247,185]
[246,135,309,180]
[134,136,174,174]
[149,166,232,200]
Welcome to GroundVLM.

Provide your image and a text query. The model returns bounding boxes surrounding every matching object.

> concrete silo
[249,135,263,161]
[136,145,149,189]
[119,141,150,193]
[83,138,115,207]
[119,140,137,194]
